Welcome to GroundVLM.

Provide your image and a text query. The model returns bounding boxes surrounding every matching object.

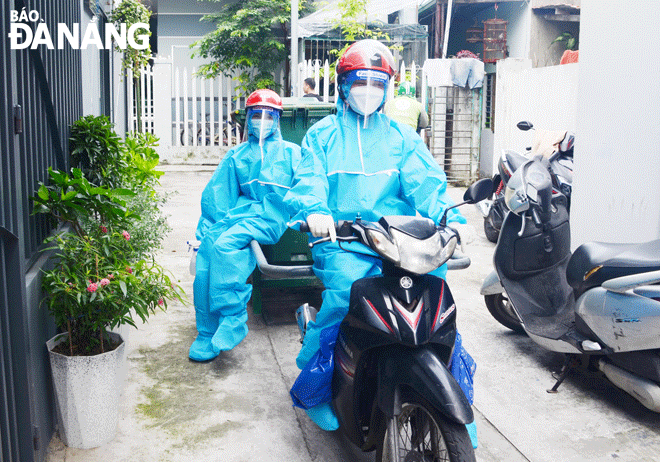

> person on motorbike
[284,40,475,439]
[189,89,301,362]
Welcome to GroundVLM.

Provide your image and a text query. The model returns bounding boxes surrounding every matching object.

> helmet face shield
[246,107,280,155]
[341,69,389,117]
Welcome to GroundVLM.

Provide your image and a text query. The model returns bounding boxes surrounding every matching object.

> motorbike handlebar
[447,249,471,270]
[297,219,471,270]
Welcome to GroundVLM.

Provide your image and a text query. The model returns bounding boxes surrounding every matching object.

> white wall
[571,0,660,245]
[491,58,578,175]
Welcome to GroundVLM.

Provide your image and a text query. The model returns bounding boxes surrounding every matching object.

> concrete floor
[46,166,660,462]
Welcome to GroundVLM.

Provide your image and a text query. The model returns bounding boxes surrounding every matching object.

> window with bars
[484,73,496,130]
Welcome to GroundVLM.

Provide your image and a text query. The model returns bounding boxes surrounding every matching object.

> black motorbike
[479,121,574,243]
[291,179,493,462]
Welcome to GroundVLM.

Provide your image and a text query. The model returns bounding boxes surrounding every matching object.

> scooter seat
[502,150,528,176]
[566,239,660,297]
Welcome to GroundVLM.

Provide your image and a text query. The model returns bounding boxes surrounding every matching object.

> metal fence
[0,1,83,461]
[428,85,482,184]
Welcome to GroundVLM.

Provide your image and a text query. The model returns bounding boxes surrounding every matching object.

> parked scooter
[483,158,660,411]
[478,121,574,243]
[290,179,493,462]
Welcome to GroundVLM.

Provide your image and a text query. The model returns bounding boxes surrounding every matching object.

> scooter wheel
[377,391,476,462]
[484,293,525,334]
[483,217,499,243]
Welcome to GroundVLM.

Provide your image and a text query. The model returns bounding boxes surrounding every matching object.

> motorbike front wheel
[484,293,525,334]
[377,391,476,462]
[483,216,500,243]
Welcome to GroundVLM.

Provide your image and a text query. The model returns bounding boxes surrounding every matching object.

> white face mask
[249,119,275,140]
[347,85,385,116]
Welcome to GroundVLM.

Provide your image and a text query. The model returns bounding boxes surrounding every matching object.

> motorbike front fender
[480,270,503,295]
[377,347,473,424]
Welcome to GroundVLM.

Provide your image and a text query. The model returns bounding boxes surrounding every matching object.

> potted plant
[32,116,182,448]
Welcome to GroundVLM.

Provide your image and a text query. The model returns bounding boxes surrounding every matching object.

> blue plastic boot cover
[211,311,249,352]
[189,334,217,362]
[290,323,340,410]
[466,421,478,449]
[305,402,339,431]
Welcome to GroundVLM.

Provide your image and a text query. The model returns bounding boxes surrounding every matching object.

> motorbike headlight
[367,229,400,264]
[390,228,457,275]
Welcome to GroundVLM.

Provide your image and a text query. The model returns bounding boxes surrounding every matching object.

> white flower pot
[110,323,131,391]
[47,331,125,449]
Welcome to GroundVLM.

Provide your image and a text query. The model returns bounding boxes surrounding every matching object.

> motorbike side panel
[480,270,504,295]
[576,287,660,352]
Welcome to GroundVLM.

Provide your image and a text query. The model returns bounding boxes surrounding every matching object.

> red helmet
[336,40,395,77]
[245,89,283,111]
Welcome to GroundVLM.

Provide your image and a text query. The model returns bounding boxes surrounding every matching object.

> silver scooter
[482,158,660,411]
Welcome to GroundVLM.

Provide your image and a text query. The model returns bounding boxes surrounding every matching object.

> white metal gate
[429,86,482,184]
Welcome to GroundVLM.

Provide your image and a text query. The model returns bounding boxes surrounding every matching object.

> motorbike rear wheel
[484,293,525,334]
[377,391,476,462]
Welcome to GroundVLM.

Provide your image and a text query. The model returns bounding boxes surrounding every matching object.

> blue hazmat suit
[285,97,466,370]
[189,119,301,362]
[284,98,467,429]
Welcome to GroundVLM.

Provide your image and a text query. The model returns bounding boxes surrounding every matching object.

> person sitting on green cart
[189,89,301,362]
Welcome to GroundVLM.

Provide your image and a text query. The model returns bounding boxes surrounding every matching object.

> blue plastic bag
[450,332,476,405]
[290,323,340,410]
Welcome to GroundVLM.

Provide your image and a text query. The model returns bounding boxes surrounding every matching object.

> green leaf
[37,185,49,200]
[119,280,127,297]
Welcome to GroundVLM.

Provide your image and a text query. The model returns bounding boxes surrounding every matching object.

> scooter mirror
[439,178,494,226]
[463,178,495,204]
[517,121,534,131]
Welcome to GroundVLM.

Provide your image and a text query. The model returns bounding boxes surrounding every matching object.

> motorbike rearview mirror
[440,178,494,226]
[463,178,494,204]
[517,121,534,131]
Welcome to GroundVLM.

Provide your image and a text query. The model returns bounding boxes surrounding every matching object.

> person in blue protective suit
[284,40,477,445]
[189,89,301,362]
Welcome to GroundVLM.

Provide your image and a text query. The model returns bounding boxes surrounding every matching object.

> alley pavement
[46,165,660,462]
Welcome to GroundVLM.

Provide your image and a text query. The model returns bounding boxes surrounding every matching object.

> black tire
[376,391,476,462]
[483,217,500,243]
[484,293,525,334]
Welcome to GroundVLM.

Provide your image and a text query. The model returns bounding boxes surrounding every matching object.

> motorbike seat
[503,150,528,174]
[566,239,660,297]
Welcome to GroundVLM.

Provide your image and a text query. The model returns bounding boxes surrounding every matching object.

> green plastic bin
[236,100,335,146]
[250,228,321,316]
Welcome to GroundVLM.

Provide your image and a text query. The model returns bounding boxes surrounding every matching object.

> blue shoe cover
[211,318,248,352]
[189,334,218,362]
[466,421,478,449]
[305,402,339,431]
